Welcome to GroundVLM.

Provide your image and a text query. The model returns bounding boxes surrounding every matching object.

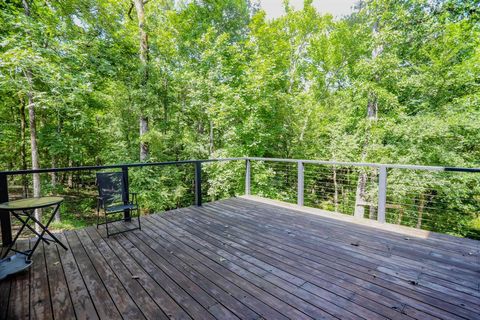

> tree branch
[128,2,134,20]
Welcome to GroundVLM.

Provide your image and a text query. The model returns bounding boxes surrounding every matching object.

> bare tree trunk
[396,207,404,225]
[27,86,41,230]
[51,156,60,222]
[333,166,339,212]
[134,0,150,161]
[368,169,377,219]
[67,158,73,188]
[354,20,382,218]
[20,100,28,197]
[354,171,367,218]
[23,0,41,232]
[139,115,149,161]
[416,194,426,229]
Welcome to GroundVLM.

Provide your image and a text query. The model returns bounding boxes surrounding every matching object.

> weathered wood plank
[73,229,146,320]
[109,226,213,320]
[56,233,98,320]
[130,218,295,320]
[6,240,30,320]
[113,225,254,320]
[43,236,76,319]
[211,201,478,316]
[29,240,53,320]
[239,195,480,251]
[0,266,11,320]
[214,199,480,291]
[90,226,192,320]
[142,217,333,319]
[82,227,170,320]
[227,198,480,270]
[64,230,121,319]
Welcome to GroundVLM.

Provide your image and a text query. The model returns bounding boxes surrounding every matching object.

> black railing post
[0,173,11,246]
[194,161,202,207]
[122,166,131,221]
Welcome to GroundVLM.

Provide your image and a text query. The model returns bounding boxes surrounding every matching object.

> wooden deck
[0,196,479,320]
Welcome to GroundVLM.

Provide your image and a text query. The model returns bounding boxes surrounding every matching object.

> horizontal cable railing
[247,158,480,238]
[1,157,479,246]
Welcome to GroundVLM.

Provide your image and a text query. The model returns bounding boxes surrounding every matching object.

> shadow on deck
[0,196,479,320]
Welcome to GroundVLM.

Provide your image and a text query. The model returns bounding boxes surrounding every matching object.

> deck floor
[0,196,479,320]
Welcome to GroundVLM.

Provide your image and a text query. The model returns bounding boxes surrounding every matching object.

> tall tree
[354,5,383,219]
[133,0,150,161]
[22,0,41,228]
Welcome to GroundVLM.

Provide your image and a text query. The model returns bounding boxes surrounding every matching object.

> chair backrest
[96,172,126,206]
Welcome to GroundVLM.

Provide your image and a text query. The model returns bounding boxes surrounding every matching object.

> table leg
[1,212,32,259]
[28,203,67,259]
[13,211,51,243]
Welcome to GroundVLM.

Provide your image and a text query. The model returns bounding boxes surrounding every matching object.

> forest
[0,0,479,238]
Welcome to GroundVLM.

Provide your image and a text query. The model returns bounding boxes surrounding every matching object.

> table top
[0,197,64,210]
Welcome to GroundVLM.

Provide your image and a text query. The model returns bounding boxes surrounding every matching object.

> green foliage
[1,0,479,238]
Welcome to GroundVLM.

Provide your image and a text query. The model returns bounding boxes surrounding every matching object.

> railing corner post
[0,173,11,246]
[122,166,131,221]
[195,161,202,207]
[245,159,251,195]
[297,161,304,206]
[377,166,387,223]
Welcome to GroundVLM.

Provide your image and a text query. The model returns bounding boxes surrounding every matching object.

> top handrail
[248,157,480,173]
[0,156,479,175]
[0,158,246,175]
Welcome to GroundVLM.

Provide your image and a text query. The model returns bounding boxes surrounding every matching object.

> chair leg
[96,207,100,229]
[104,210,110,237]
[137,208,141,230]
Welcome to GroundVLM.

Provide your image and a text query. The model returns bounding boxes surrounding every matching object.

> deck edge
[238,195,480,248]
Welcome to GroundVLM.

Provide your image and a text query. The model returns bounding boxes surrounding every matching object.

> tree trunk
[51,157,60,222]
[139,115,149,161]
[23,0,41,233]
[354,171,367,218]
[134,0,150,161]
[333,166,339,212]
[368,169,377,219]
[20,100,28,197]
[67,158,73,188]
[416,194,426,229]
[28,86,41,230]
[354,19,382,218]
[397,207,404,225]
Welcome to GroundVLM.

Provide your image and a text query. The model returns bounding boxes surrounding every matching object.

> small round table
[0,197,68,260]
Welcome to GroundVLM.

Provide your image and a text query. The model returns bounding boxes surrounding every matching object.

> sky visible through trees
[0,0,479,238]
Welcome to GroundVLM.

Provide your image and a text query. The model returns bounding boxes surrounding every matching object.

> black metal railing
[0,158,245,246]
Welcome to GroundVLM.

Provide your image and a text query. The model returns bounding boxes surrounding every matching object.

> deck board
[1,197,479,320]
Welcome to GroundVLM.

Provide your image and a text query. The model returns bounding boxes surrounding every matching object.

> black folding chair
[96,172,141,237]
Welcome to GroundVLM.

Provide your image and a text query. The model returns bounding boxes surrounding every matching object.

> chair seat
[105,203,137,213]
